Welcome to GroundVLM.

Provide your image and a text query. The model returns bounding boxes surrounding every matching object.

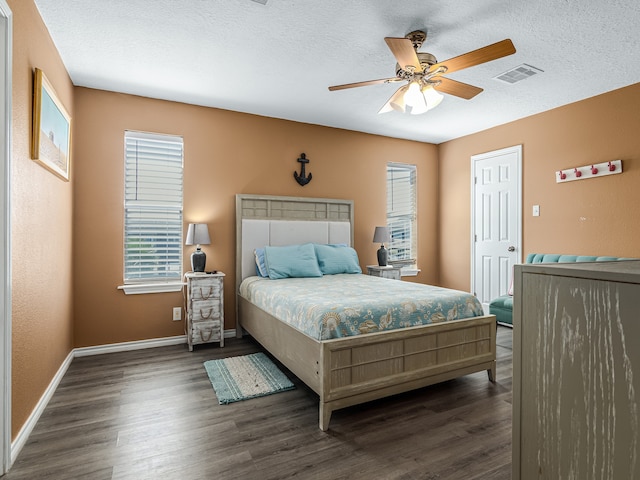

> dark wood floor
[5,326,513,480]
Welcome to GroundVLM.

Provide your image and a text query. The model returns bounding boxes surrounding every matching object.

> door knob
[508,246,516,252]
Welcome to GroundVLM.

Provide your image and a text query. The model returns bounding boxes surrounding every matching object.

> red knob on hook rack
[608,161,616,172]
[591,165,598,174]
[559,170,566,180]
[574,168,582,178]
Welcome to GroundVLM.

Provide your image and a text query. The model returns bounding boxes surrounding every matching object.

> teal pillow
[264,243,322,279]
[314,244,362,275]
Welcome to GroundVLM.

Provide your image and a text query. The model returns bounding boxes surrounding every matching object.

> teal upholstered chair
[489,253,629,326]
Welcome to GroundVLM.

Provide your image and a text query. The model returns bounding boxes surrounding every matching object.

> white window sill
[400,268,420,277]
[118,282,185,295]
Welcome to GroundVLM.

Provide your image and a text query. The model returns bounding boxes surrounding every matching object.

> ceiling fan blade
[384,37,423,72]
[328,77,400,91]
[431,39,516,75]
[434,77,483,100]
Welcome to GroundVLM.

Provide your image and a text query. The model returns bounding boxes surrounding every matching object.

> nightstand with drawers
[185,272,225,351]
[366,265,402,280]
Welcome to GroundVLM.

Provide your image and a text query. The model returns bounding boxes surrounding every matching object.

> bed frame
[235,194,496,430]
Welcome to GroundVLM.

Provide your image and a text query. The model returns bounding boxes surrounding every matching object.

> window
[124,131,183,284]
[386,163,417,268]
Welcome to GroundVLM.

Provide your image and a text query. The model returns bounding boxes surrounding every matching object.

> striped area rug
[203,352,295,404]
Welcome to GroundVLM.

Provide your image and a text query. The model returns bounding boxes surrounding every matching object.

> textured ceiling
[34,0,640,144]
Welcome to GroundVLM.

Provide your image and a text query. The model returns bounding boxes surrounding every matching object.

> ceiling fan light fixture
[379,81,442,115]
[421,84,444,111]
[408,83,429,115]
[378,101,394,114]
[379,84,408,114]
[409,100,428,115]
[389,85,409,113]
[404,81,423,107]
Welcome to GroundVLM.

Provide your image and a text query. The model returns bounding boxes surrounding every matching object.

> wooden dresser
[185,272,225,351]
[512,260,640,479]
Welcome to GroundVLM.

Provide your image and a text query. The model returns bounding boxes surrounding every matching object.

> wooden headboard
[235,194,354,291]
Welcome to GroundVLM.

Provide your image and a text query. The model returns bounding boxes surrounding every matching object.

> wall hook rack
[556,160,622,183]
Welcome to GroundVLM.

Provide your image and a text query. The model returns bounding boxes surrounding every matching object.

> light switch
[533,205,540,217]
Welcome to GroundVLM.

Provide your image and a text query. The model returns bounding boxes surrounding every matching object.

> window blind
[386,163,417,264]
[124,131,183,282]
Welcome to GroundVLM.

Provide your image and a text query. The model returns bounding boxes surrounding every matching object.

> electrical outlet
[172,307,182,321]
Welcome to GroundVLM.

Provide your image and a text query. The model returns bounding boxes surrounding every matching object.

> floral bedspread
[239,274,485,340]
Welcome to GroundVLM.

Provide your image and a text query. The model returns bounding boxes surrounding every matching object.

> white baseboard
[75,329,236,357]
[11,349,74,465]
[74,335,187,357]
[11,328,236,465]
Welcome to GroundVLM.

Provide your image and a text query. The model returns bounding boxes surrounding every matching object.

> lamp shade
[185,223,211,272]
[185,223,211,246]
[404,81,423,107]
[373,226,391,267]
[390,85,409,113]
[379,82,444,115]
[422,85,444,111]
[372,226,391,244]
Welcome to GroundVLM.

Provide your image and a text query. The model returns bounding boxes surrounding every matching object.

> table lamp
[185,223,211,272]
[373,226,391,267]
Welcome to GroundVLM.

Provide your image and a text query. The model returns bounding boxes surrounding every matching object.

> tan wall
[10,0,75,439]
[439,83,640,291]
[72,88,439,347]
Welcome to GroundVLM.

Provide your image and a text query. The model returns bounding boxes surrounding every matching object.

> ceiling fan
[328,30,516,115]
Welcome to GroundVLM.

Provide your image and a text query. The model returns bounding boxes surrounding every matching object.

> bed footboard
[318,315,496,430]
[239,296,496,431]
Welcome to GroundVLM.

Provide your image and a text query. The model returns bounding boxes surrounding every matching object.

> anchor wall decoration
[293,153,312,186]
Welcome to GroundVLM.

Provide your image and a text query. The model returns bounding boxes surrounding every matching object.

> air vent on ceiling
[494,64,543,84]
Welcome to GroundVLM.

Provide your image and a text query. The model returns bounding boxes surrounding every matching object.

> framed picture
[31,68,71,181]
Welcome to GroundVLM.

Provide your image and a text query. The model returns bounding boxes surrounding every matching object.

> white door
[471,145,522,314]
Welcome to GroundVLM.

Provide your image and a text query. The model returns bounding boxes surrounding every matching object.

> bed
[235,194,497,430]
